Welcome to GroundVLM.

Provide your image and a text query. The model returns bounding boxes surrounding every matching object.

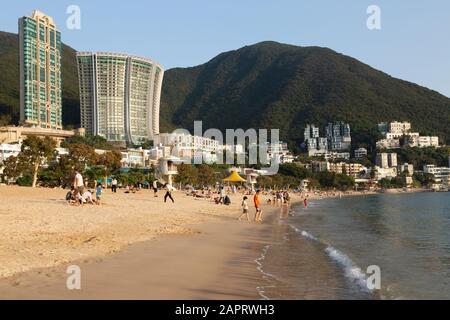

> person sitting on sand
[75,191,85,205]
[223,194,231,205]
[238,196,250,221]
[82,190,95,204]
[254,189,263,223]
[65,188,77,205]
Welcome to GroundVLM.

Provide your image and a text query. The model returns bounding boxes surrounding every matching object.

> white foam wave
[255,244,277,300]
[325,246,371,293]
[290,224,372,293]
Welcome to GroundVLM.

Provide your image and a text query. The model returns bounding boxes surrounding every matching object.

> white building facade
[77,52,164,145]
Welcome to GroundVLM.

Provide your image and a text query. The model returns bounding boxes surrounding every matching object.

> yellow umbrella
[222,170,247,183]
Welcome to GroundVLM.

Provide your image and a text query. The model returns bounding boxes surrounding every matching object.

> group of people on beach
[66,170,103,206]
[65,170,309,218]
[66,170,176,206]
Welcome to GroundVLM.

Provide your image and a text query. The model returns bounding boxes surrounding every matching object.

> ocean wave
[289,224,372,294]
[324,246,371,293]
[255,244,276,300]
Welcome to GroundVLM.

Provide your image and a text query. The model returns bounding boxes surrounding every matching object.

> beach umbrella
[222,170,246,183]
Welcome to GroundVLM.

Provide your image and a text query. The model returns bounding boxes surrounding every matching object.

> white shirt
[74,173,84,187]
[82,191,92,201]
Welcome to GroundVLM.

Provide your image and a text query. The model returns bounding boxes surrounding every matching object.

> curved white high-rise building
[76,52,164,145]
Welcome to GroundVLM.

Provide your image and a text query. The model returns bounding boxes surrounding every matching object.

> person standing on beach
[254,189,263,222]
[239,196,250,221]
[111,178,118,193]
[164,183,175,203]
[303,198,308,208]
[153,179,158,197]
[73,170,84,195]
[219,186,226,204]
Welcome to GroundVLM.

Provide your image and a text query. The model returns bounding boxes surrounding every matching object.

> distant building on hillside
[324,151,351,161]
[354,147,368,160]
[19,10,62,129]
[376,138,400,149]
[406,136,439,148]
[325,122,351,151]
[304,124,328,156]
[377,121,439,149]
[423,165,450,184]
[376,152,398,169]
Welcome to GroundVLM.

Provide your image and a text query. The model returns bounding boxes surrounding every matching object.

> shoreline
[0,200,285,299]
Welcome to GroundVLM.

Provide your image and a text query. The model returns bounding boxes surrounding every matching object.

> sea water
[257,192,450,299]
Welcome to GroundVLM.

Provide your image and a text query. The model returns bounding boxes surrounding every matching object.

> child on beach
[239,196,250,221]
[96,184,103,205]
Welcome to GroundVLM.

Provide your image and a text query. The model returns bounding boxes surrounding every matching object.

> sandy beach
[0,185,289,299]
[0,185,429,299]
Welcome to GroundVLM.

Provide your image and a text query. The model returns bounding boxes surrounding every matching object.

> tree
[196,164,216,187]
[84,165,106,187]
[0,114,12,126]
[257,175,273,188]
[61,134,115,150]
[137,139,153,149]
[96,151,122,187]
[18,136,57,187]
[1,155,23,183]
[278,163,310,180]
[413,172,435,187]
[175,163,198,186]
[67,143,98,172]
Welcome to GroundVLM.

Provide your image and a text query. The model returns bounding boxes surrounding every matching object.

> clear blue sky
[2,0,450,97]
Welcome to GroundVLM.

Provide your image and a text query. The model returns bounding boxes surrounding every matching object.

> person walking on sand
[239,196,250,221]
[73,170,84,195]
[303,197,308,208]
[111,178,118,193]
[164,183,175,203]
[153,179,158,197]
[254,189,263,222]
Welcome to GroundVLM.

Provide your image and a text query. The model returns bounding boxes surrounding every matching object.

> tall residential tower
[19,10,62,129]
[76,52,164,145]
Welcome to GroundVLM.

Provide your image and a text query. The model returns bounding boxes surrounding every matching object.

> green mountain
[1,34,449,150]
[0,31,79,127]
[160,41,450,150]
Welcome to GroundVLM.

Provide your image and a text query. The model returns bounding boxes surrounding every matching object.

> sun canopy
[222,170,247,182]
